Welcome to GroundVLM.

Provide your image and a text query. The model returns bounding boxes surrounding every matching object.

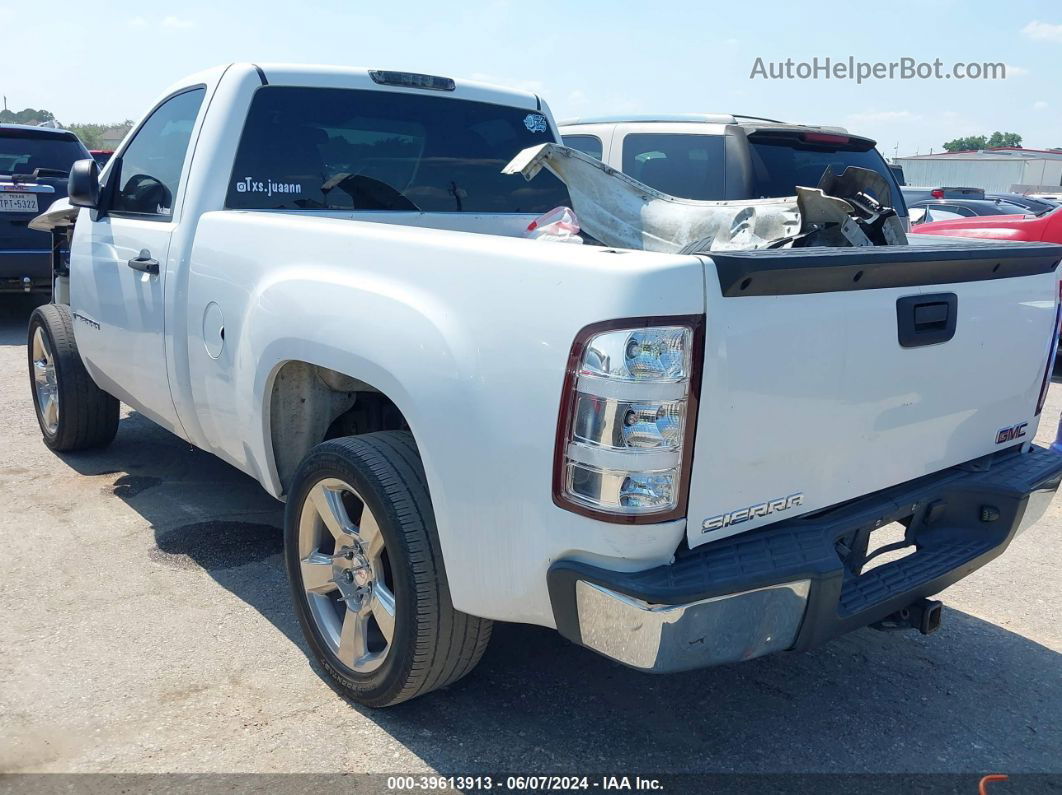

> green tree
[0,107,56,125]
[942,135,988,152]
[65,123,108,149]
[942,131,1023,152]
[987,131,1022,148]
[0,105,138,149]
[65,121,133,150]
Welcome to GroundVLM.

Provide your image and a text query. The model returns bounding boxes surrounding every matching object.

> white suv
[559,114,909,224]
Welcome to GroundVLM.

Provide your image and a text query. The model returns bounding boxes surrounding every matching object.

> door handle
[127,249,159,275]
[913,301,949,330]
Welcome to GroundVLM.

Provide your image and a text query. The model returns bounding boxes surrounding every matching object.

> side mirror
[68,158,100,209]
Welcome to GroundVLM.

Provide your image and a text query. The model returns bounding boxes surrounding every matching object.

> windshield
[0,132,86,177]
[747,138,905,213]
[226,87,570,213]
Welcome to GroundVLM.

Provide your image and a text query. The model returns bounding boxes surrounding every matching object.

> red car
[913,205,1062,242]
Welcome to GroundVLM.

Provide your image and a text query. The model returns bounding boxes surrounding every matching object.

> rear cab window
[226,87,570,213]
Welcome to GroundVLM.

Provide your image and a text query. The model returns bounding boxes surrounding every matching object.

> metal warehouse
[893,148,1062,192]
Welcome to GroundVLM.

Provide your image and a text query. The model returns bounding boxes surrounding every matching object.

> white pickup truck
[27,63,1062,708]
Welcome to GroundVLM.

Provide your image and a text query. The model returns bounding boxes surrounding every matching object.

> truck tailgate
[686,241,1062,548]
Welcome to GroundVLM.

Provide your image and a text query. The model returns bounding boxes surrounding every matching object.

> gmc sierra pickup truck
[28,63,1062,707]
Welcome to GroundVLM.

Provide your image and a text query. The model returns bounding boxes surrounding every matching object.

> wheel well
[268,361,407,493]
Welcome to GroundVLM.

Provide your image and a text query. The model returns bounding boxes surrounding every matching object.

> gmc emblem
[996,422,1028,445]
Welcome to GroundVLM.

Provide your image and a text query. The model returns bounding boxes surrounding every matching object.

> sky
[2,0,1060,157]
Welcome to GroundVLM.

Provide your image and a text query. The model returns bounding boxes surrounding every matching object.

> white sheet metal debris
[503,143,906,252]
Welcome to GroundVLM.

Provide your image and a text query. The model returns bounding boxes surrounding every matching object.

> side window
[621,133,725,200]
[562,134,603,161]
[924,207,963,223]
[933,204,973,217]
[110,87,205,219]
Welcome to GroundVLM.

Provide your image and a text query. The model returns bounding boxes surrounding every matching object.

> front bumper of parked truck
[548,444,1062,672]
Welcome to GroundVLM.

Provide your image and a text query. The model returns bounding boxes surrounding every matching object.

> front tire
[284,432,492,707]
[27,304,119,452]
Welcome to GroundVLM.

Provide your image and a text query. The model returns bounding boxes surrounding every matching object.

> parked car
[1,124,90,293]
[89,150,114,168]
[559,114,909,226]
[909,198,1029,225]
[986,192,1059,214]
[915,207,1062,363]
[913,205,1062,243]
[28,64,1062,707]
[900,185,984,205]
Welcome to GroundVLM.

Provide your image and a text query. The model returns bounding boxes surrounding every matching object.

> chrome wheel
[297,478,396,673]
[31,326,58,435]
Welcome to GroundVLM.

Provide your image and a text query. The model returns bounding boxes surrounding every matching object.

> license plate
[0,192,39,212]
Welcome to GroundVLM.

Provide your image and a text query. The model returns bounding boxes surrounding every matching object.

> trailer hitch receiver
[871,598,943,635]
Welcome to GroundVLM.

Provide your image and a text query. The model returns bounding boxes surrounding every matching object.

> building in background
[100,125,131,150]
[893,148,1062,193]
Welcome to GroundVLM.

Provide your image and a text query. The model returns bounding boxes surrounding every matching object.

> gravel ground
[0,295,1059,776]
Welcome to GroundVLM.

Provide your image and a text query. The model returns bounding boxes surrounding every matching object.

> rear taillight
[930,188,944,199]
[1035,280,1062,415]
[553,316,704,523]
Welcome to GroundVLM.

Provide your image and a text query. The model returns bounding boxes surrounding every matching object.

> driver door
[71,87,205,435]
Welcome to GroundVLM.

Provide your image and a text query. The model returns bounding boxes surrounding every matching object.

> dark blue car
[1,124,90,293]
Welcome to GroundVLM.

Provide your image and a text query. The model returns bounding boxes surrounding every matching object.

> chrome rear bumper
[575,580,809,672]
[549,445,1062,673]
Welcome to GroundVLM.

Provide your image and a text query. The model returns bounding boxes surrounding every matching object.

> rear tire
[284,431,492,707]
[27,304,119,452]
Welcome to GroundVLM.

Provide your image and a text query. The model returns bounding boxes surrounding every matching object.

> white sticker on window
[233,176,303,197]
[524,113,547,133]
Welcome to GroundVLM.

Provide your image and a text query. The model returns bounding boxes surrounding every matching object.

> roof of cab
[254,63,544,111]
[164,63,545,114]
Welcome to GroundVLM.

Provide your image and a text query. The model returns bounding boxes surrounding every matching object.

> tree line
[941,131,1023,152]
[0,107,1051,156]
[2,106,131,149]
